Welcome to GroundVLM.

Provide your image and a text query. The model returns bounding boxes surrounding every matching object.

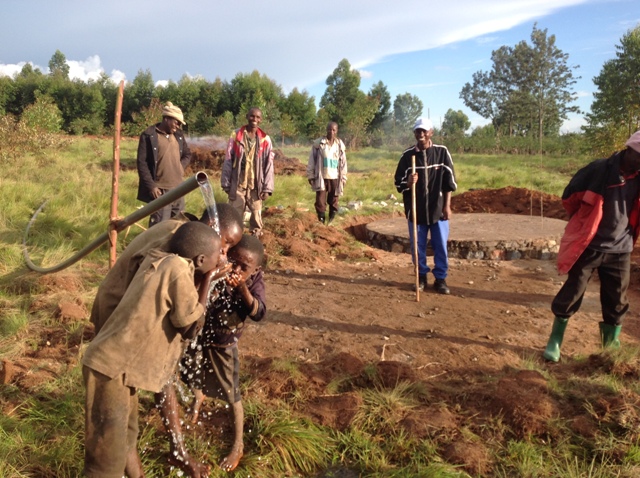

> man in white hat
[543,130,640,362]
[136,101,191,227]
[394,117,457,294]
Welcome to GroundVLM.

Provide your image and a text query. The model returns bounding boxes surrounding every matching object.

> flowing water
[197,176,220,234]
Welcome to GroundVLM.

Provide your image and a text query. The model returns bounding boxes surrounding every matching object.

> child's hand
[211,263,233,282]
[225,271,247,289]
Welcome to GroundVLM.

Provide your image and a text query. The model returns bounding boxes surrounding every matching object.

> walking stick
[411,155,420,302]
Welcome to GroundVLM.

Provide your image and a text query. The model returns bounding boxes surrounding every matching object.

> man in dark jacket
[136,102,191,227]
[543,130,640,362]
[394,118,457,294]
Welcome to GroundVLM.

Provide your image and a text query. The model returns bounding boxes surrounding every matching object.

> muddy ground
[4,149,640,476]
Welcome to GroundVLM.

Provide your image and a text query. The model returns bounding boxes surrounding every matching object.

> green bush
[20,94,62,133]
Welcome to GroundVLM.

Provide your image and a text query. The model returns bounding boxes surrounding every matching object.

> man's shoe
[414,275,427,292]
[433,279,450,295]
[327,212,336,225]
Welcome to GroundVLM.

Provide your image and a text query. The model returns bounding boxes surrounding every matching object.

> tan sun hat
[162,101,186,125]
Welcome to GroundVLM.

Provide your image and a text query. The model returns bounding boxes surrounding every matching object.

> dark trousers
[551,248,630,326]
[148,190,185,227]
[315,179,339,217]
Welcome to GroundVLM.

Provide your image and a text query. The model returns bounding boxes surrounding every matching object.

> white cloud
[0,56,125,84]
[0,61,39,77]
[110,70,126,85]
[358,69,373,79]
[475,36,498,45]
[67,55,104,82]
[575,90,591,98]
[561,114,586,133]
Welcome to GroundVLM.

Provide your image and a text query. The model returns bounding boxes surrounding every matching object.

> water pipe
[23,171,211,274]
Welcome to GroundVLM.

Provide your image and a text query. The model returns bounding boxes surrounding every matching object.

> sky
[1,0,638,133]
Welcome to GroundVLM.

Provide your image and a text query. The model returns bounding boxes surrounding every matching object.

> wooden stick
[108,80,125,269]
[411,155,420,302]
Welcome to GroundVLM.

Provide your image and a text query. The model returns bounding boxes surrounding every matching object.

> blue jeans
[407,220,449,280]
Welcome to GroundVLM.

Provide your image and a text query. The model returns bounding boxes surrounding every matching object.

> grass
[0,135,633,476]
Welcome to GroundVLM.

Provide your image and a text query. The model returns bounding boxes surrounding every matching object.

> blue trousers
[408,220,449,280]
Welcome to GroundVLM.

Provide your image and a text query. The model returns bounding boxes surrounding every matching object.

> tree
[584,24,640,153]
[460,24,579,141]
[20,93,62,133]
[320,59,378,147]
[48,50,70,79]
[279,88,316,139]
[320,59,361,126]
[393,93,423,130]
[123,69,156,123]
[222,71,284,119]
[521,25,580,143]
[0,76,15,115]
[441,109,471,136]
[368,81,392,131]
[278,113,297,148]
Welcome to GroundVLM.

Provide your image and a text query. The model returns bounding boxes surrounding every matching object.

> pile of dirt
[452,186,567,220]
[186,146,306,176]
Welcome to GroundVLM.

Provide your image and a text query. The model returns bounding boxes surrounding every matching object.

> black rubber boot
[318,213,326,224]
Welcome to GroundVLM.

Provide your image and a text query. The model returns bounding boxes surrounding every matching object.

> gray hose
[23,172,210,274]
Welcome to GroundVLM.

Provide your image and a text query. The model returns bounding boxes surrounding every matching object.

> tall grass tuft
[245,404,334,477]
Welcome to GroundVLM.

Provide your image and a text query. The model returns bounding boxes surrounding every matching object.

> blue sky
[1,0,638,132]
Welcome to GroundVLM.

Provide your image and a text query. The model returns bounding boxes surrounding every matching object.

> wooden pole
[108,80,125,269]
[411,155,420,302]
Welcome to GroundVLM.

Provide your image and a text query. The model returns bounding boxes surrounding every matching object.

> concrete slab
[365,213,568,260]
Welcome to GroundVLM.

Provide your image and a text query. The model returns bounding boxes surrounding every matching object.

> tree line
[1,23,638,156]
[0,54,425,149]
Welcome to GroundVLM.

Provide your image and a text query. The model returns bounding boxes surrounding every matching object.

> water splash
[197,175,220,234]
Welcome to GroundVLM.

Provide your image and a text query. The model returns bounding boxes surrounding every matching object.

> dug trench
[4,147,640,476]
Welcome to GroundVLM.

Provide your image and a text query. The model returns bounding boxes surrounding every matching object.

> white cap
[626,130,640,154]
[413,117,433,131]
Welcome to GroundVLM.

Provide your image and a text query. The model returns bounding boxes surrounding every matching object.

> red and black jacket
[557,151,640,274]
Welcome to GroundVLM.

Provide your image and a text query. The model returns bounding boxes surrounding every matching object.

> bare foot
[190,388,205,424]
[167,453,211,478]
[219,447,243,472]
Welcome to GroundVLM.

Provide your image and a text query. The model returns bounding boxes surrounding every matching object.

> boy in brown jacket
[82,222,220,478]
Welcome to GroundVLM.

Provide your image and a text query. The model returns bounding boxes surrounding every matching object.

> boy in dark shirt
[181,234,266,472]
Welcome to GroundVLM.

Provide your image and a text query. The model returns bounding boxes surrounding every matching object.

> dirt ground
[5,149,640,475]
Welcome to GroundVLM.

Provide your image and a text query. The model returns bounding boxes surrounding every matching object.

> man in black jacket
[394,118,457,294]
[136,102,191,227]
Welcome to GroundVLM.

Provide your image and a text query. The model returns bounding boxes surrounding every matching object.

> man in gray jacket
[221,107,274,237]
[307,121,347,225]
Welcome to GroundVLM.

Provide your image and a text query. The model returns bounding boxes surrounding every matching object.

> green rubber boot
[599,322,622,349]
[543,316,569,362]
